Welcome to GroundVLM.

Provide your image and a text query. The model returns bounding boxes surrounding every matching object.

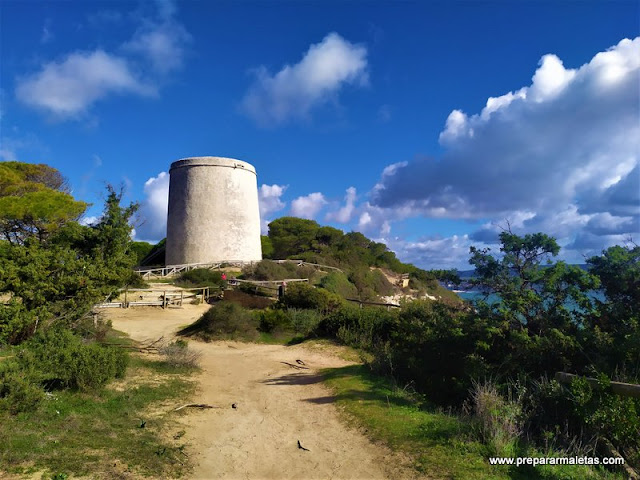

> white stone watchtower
[165,157,262,266]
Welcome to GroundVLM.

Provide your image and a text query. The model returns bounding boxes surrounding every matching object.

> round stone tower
[165,156,262,266]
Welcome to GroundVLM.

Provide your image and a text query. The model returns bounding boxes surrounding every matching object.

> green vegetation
[241,259,318,282]
[130,240,154,265]
[181,228,639,475]
[0,328,128,414]
[261,216,456,300]
[0,162,190,476]
[0,164,144,345]
[139,237,166,266]
[0,162,87,244]
[179,301,259,341]
[323,365,622,479]
[2,161,637,477]
[174,267,226,288]
[0,353,196,478]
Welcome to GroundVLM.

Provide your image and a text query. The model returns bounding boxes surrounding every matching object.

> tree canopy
[0,162,87,244]
[0,163,141,345]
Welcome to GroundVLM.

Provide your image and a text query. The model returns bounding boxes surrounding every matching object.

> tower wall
[165,157,262,265]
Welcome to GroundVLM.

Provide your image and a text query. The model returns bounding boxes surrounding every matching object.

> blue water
[455,290,606,310]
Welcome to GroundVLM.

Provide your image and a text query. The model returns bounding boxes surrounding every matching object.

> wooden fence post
[555,372,640,399]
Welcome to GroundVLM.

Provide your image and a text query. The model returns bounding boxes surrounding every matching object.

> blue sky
[1,0,638,269]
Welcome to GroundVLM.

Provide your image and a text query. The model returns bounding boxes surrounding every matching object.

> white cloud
[124,20,191,74]
[290,192,327,220]
[80,215,100,226]
[388,234,478,270]
[357,211,372,230]
[258,184,287,217]
[135,171,169,241]
[15,1,190,120]
[155,0,177,20]
[326,187,357,223]
[15,50,154,118]
[258,183,287,233]
[372,37,640,257]
[0,148,17,161]
[41,19,53,44]
[529,54,576,102]
[241,32,368,126]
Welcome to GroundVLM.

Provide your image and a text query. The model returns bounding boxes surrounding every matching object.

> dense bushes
[175,268,225,288]
[347,268,394,300]
[318,272,358,298]
[0,328,128,414]
[179,302,258,341]
[241,260,316,282]
[0,183,140,345]
[265,217,444,295]
[25,328,127,391]
[0,302,39,345]
[278,283,343,313]
[258,309,290,333]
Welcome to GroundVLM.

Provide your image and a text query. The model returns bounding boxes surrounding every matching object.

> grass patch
[0,354,196,479]
[322,365,622,480]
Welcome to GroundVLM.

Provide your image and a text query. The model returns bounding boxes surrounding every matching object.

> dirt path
[105,305,415,480]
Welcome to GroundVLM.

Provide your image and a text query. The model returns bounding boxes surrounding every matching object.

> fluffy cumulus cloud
[15,51,155,117]
[290,192,327,220]
[135,171,170,241]
[387,235,477,271]
[325,187,357,223]
[241,32,368,126]
[124,20,191,74]
[258,184,287,233]
[370,37,640,262]
[15,0,190,119]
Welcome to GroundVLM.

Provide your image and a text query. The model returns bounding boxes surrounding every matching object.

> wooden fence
[95,287,211,309]
[555,372,640,399]
[134,261,256,280]
[345,298,401,310]
[134,259,343,279]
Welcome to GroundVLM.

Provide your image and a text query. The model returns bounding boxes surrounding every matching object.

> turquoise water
[455,290,606,310]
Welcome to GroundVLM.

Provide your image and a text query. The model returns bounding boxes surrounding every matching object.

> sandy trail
[105,305,413,480]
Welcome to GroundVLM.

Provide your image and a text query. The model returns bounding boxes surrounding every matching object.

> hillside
[141,217,460,304]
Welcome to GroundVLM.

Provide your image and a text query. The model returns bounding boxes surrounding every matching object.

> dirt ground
[104,304,418,480]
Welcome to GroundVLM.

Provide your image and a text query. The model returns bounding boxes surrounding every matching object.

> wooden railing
[555,372,640,399]
[134,259,343,279]
[345,298,401,310]
[134,261,257,280]
[95,286,211,308]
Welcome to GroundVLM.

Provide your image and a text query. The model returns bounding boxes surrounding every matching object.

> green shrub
[175,268,224,288]
[0,361,44,414]
[339,307,396,351]
[320,303,396,348]
[347,268,394,300]
[469,380,522,457]
[318,272,358,298]
[279,283,342,313]
[242,260,315,282]
[125,271,148,288]
[287,308,322,336]
[258,309,291,333]
[377,301,492,405]
[179,302,258,341]
[26,328,128,391]
[0,302,39,346]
